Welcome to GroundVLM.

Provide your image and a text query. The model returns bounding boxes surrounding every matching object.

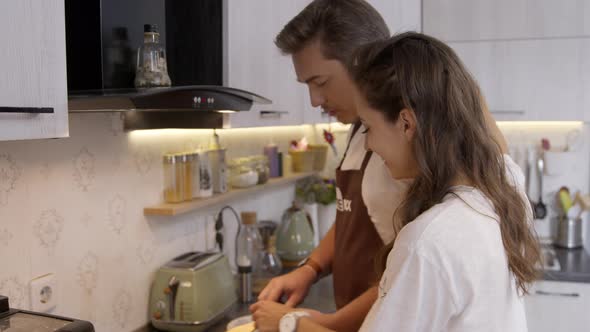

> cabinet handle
[0,107,54,114]
[490,109,525,115]
[259,110,289,118]
[535,290,580,297]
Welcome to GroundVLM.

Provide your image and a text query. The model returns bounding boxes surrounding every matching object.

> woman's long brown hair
[350,32,541,294]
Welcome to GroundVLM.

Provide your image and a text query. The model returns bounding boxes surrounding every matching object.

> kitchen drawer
[525,280,590,332]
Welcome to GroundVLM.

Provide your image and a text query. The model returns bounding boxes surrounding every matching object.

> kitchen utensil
[276,203,315,264]
[149,252,237,332]
[534,156,547,219]
[555,217,584,249]
[558,187,573,214]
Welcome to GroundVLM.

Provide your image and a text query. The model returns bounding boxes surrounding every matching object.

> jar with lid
[163,154,185,203]
[134,24,171,88]
[229,157,258,188]
[251,155,270,185]
[180,153,193,201]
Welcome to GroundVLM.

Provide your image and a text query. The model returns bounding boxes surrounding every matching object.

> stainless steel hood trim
[68,85,271,112]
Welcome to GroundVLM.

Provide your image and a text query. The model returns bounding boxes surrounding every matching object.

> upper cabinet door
[451,39,587,121]
[584,40,590,122]
[0,0,68,141]
[424,0,590,41]
[368,0,422,34]
[225,0,307,128]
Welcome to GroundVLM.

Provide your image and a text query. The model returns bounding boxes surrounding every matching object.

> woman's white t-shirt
[359,160,530,332]
[361,187,527,332]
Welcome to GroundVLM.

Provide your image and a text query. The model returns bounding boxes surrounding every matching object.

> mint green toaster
[149,252,237,332]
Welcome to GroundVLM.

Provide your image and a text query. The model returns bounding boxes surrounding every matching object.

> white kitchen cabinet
[450,39,587,121]
[423,0,590,42]
[225,0,308,128]
[369,0,422,34]
[584,40,590,122]
[0,0,68,140]
[525,280,590,332]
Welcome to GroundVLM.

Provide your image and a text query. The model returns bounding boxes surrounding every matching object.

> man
[252,1,508,331]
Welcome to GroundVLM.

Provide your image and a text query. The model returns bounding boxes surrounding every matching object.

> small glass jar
[190,152,200,199]
[180,153,193,201]
[163,154,185,203]
[252,155,270,184]
[229,157,258,188]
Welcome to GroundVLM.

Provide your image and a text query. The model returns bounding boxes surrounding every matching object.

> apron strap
[338,122,363,169]
[360,150,373,172]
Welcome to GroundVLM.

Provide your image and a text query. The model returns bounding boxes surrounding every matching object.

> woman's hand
[250,301,295,332]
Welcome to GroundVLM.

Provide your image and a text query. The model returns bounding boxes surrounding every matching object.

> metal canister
[555,216,583,249]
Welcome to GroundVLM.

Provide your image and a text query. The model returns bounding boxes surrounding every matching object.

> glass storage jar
[251,155,270,184]
[163,154,185,203]
[229,157,258,188]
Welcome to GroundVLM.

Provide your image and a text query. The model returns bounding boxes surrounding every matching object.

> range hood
[65,0,270,129]
[68,85,271,129]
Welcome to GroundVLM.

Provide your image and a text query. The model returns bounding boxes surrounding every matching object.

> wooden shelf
[144,172,317,217]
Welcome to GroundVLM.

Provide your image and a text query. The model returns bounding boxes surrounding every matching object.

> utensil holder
[554,216,583,249]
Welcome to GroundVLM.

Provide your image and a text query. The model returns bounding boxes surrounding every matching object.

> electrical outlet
[30,273,57,312]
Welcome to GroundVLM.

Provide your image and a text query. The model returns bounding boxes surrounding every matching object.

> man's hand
[257,266,317,307]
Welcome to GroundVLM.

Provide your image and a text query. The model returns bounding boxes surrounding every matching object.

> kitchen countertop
[150,276,335,332]
[542,245,590,283]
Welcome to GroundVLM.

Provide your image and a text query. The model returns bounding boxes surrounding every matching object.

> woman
[251,32,541,332]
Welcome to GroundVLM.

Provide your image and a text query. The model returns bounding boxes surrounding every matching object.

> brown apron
[332,123,384,309]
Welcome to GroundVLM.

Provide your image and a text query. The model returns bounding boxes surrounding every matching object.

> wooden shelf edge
[144,172,318,217]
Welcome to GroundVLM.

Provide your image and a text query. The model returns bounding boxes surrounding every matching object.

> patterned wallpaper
[0,113,350,332]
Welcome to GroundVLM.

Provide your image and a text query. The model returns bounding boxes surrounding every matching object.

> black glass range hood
[65,0,271,128]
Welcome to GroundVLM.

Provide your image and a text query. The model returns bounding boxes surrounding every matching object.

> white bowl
[226,314,254,331]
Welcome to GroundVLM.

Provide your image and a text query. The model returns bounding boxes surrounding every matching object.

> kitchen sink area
[540,245,590,283]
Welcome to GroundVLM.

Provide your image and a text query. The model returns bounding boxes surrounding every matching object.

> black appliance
[0,295,95,332]
[65,0,271,129]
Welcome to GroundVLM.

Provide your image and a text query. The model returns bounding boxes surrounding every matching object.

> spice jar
[163,154,185,203]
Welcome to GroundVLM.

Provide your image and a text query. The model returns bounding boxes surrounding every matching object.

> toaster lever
[167,276,180,320]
